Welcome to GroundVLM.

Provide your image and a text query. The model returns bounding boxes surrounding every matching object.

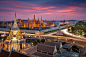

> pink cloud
[0,1,11,3]
[80,3,86,6]
[56,10,73,12]
[0,12,14,16]
[67,6,82,10]
[0,1,86,21]
[32,6,56,10]
[55,6,83,13]
[0,7,34,12]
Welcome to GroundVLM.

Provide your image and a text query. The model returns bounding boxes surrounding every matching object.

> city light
[61,29,86,39]
[0,0,86,57]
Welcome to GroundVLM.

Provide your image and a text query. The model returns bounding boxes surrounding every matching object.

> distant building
[0,15,57,29]
[17,15,45,29]
[59,22,71,26]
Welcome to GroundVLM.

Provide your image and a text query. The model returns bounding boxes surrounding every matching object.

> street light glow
[61,29,86,39]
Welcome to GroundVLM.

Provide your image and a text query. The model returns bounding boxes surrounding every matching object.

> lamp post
[9,38,11,51]
[17,36,20,51]
[72,27,73,36]
[2,38,3,48]
[78,25,79,35]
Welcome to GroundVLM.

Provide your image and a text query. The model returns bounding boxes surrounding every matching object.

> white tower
[4,13,25,51]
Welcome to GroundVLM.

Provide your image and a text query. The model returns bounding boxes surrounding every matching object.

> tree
[41,39,45,43]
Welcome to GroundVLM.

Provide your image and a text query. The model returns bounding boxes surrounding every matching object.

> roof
[4,41,9,44]
[78,50,83,57]
[0,48,34,57]
[37,38,43,39]
[4,39,25,44]
[44,41,62,49]
[33,52,53,57]
[19,40,25,44]
[82,47,86,55]
[0,48,10,57]
[62,51,79,57]
[78,47,86,57]
[10,51,31,57]
[57,49,67,54]
[62,43,73,49]
[37,44,57,54]
[29,37,35,39]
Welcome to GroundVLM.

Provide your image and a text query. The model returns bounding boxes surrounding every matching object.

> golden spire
[34,15,35,21]
[4,19,6,22]
[41,15,43,21]
[38,15,39,22]
[28,18,30,21]
[40,15,43,24]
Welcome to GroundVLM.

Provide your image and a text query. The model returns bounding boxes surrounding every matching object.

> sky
[0,0,86,21]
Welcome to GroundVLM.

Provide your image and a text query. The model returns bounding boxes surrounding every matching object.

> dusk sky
[0,0,86,21]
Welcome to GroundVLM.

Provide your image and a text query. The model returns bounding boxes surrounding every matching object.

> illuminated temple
[4,13,26,51]
[1,14,58,29]
[17,15,46,29]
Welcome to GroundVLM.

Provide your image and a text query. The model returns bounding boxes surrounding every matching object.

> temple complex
[1,15,57,29]
[17,15,45,29]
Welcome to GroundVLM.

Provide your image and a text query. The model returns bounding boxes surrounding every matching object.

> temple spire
[14,12,17,25]
[12,12,19,30]
[15,12,16,22]
[41,15,42,21]
[34,15,35,21]
[38,15,39,22]
[40,15,43,24]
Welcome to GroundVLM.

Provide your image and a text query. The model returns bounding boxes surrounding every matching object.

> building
[32,44,58,57]
[56,26,64,35]
[78,47,86,57]
[44,41,62,50]
[17,15,45,29]
[59,22,71,26]
[0,15,57,29]
[0,48,34,57]
[62,43,73,51]
[4,13,26,51]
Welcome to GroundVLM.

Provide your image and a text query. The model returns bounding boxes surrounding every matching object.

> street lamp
[77,25,79,35]
[9,38,11,51]
[2,38,3,48]
[31,42,33,47]
[17,36,20,51]
[29,36,30,37]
